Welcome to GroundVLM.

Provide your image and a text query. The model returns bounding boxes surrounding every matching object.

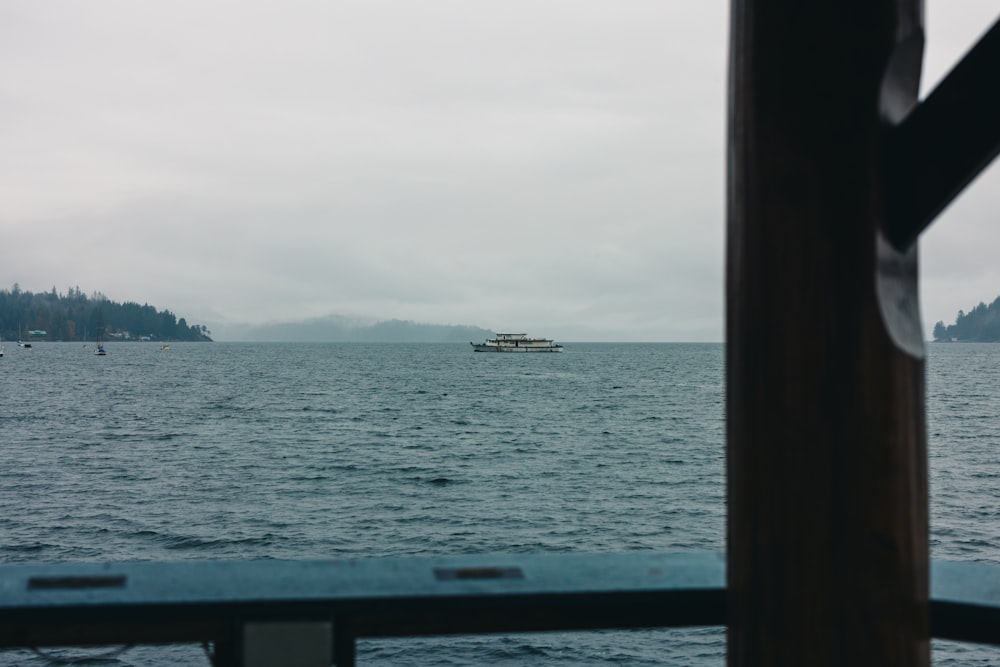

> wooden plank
[888,18,1000,249]
[726,1,929,665]
[0,552,725,648]
[10,553,1000,656]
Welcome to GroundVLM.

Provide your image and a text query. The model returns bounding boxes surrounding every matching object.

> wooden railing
[1,552,999,666]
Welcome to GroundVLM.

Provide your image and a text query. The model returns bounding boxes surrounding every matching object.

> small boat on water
[471,333,564,353]
[94,311,107,356]
[159,345,171,351]
[17,323,31,348]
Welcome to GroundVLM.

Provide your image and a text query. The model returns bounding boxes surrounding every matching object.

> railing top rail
[5,552,1000,649]
[0,551,725,648]
[1,552,724,611]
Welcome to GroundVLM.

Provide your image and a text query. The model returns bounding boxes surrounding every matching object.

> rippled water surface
[1,342,997,664]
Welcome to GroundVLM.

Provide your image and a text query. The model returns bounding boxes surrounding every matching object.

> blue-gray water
[0,342,996,664]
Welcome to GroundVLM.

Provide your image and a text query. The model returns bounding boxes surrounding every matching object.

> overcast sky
[3,2,998,342]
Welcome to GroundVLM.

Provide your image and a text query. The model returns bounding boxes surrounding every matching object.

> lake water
[1,342,997,665]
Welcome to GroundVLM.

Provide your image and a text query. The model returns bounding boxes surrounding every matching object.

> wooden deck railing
[1,552,999,666]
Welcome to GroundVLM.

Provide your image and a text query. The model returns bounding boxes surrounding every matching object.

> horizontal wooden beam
[0,552,725,649]
[887,17,1000,249]
[5,553,1000,652]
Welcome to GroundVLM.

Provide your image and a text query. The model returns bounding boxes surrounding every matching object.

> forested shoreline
[0,285,211,342]
[934,297,1000,342]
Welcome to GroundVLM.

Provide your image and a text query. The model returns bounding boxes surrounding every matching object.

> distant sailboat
[94,313,107,356]
[0,337,4,358]
[17,323,31,348]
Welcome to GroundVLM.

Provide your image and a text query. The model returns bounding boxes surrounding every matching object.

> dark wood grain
[887,17,1000,250]
[726,1,929,664]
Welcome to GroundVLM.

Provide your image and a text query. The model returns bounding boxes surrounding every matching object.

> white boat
[0,337,4,357]
[471,333,564,353]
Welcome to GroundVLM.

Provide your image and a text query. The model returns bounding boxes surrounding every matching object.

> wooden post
[726,1,929,665]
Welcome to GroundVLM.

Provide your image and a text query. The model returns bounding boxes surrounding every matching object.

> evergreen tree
[0,287,211,342]
[936,297,1000,342]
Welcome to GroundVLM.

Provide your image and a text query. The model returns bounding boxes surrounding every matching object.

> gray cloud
[2,1,997,341]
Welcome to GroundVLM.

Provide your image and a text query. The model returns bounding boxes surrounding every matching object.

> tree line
[0,284,212,342]
[933,296,1000,342]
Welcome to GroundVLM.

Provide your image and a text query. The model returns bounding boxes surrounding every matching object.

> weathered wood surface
[0,552,726,649]
[887,17,1000,249]
[727,1,929,665]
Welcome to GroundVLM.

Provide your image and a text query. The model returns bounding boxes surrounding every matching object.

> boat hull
[471,344,563,352]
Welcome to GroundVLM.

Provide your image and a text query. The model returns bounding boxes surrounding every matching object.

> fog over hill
[213,315,494,343]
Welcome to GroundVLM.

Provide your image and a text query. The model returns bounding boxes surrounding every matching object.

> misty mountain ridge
[220,315,495,343]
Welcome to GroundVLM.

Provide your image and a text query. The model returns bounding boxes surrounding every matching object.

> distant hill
[933,296,1000,342]
[230,315,494,343]
[0,285,211,342]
